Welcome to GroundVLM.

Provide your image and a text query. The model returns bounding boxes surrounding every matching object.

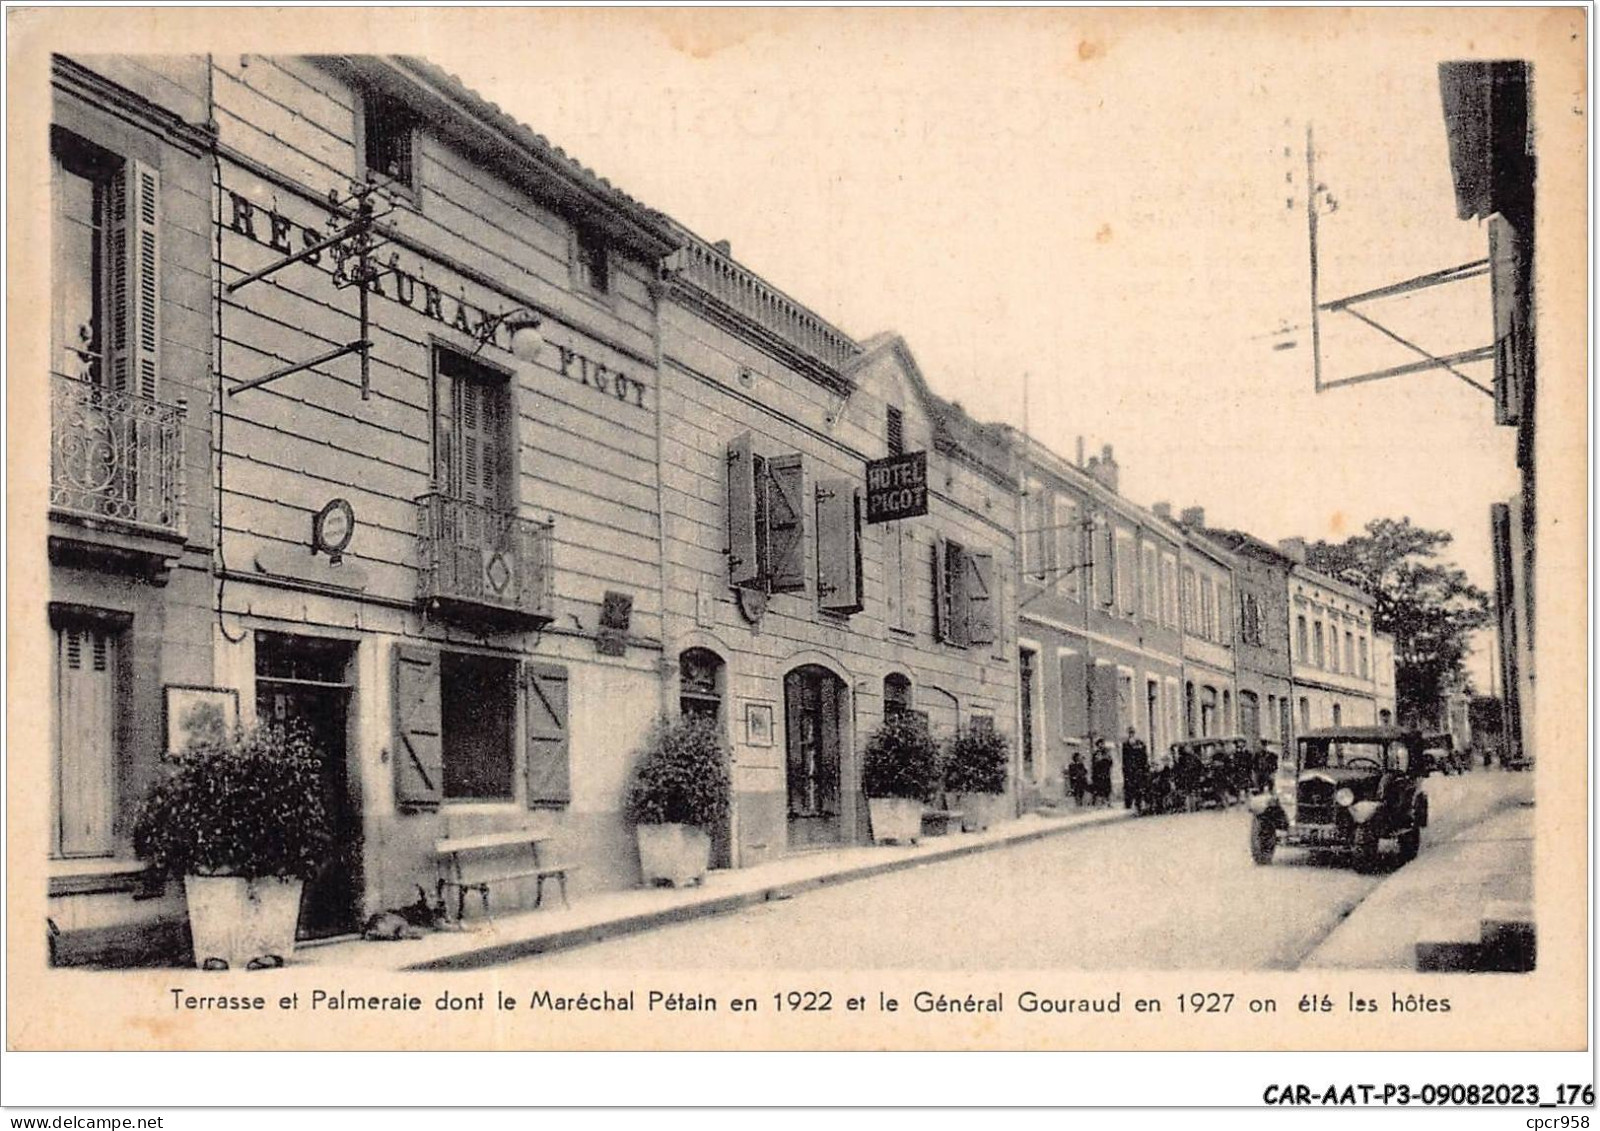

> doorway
[784,665,846,850]
[254,632,360,940]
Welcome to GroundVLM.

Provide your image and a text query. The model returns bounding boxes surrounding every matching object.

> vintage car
[1159,736,1254,812]
[1248,726,1429,868]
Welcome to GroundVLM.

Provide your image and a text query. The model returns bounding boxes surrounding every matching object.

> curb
[404,808,1133,970]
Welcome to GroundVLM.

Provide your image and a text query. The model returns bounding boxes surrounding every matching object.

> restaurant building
[46,54,219,963]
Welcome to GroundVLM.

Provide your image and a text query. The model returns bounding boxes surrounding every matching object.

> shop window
[883,673,912,719]
[886,405,904,456]
[440,652,518,801]
[680,648,725,721]
[362,92,418,198]
[52,129,159,398]
[573,226,610,296]
[53,618,124,858]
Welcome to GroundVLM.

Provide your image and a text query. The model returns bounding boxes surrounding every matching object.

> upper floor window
[434,347,514,511]
[362,93,418,198]
[1161,553,1178,627]
[1345,631,1355,675]
[1359,636,1370,678]
[1313,621,1326,667]
[1140,543,1159,620]
[573,226,610,296]
[886,405,904,456]
[1054,497,1080,598]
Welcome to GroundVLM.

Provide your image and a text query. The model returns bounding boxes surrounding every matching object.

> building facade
[1175,516,1239,740]
[1010,441,1186,803]
[47,55,219,963]
[1200,527,1296,748]
[1373,632,1398,726]
[1281,541,1380,732]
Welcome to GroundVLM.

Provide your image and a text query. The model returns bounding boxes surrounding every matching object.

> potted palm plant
[943,724,1012,832]
[133,722,331,970]
[862,713,940,845]
[626,715,730,887]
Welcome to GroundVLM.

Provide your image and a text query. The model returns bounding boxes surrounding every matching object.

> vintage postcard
[4,5,1590,1077]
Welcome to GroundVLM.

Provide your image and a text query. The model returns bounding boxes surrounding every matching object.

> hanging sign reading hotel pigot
[224,188,649,410]
[864,450,928,524]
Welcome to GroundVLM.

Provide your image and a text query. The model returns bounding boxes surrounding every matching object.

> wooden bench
[433,830,576,920]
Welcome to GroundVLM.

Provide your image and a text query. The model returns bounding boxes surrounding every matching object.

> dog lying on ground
[362,885,448,941]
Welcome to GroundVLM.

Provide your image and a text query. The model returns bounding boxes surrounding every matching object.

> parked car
[1420,733,1467,775]
[1248,726,1429,869]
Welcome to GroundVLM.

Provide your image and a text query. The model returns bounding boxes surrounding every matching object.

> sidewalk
[295,804,1132,971]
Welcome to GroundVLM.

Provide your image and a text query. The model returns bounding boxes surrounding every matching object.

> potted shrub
[943,724,1012,832]
[626,715,730,887]
[133,723,331,970]
[862,713,940,845]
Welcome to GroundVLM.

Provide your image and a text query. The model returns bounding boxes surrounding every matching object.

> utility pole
[1306,122,1323,394]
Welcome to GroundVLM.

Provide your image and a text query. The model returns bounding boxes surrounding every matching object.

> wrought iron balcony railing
[50,373,186,537]
[416,492,554,625]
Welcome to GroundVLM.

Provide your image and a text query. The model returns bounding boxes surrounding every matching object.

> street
[516,771,1530,971]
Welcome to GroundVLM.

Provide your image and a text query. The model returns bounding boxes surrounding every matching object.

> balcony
[49,373,187,581]
[416,493,554,628]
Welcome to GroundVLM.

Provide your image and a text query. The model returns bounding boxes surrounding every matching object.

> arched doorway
[785,665,848,850]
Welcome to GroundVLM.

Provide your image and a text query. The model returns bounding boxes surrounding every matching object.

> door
[255,633,360,940]
[1018,649,1036,779]
[54,623,119,858]
[785,665,844,850]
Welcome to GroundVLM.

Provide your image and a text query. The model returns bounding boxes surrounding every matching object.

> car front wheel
[1250,815,1277,865]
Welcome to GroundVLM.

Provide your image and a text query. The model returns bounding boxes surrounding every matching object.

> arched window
[1200,686,1218,737]
[679,648,724,721]
[883,673,912,719]
[1331,702,1342,726]
[1379,708,1392,726]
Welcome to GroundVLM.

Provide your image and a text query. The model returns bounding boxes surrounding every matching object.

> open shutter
[726,432,761,588]
[932,535,950,642]
[765,453,806,593]
[965,550,994,644]
[816,477,863,613]
[1059,651,1088,738]
[1091,664,1121,739]
[392,644,442,809]
[1489,214,1528,427]
[106,160,160,398]
[524,661,571,807]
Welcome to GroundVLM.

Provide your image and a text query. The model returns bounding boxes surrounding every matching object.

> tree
[1303,518,1491,727]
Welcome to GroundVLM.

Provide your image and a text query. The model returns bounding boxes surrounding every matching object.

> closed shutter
[1059,652,1087,738]
[932,535,949,642]
[454,374,506,508]
[392,644,443,808]
[1091,663,1121,739]
[56,625,118,857]
[965,551,994,645]
[884,523,905,628]
[765,454,806,593]
[726,432,761,588]
[944,539,969,646]
[524,661,571,807]
[815,478,863,613]
[1094,523,1114,606]
[107,160,160,400]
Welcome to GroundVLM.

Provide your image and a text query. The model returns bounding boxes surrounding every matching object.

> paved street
[515,770,1530,971]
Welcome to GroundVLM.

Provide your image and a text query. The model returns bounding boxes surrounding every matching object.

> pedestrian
[1255,743,1278,793]
[1120,727,1148,813]
[1067,751,1088,807]
[1091,739,1114,807]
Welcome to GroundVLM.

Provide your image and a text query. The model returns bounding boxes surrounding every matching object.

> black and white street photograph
[6,5,1590,1092]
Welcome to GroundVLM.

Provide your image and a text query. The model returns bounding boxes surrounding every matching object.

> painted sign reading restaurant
[224,189,649,410]
[865,451,928,524]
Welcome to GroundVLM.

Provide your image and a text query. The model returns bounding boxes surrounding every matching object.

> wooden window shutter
[965,550,994,645]
[1489,214,1528,427]
[764,453,806,593]
[524,661,571,807]
[55,625,118,857]
[815,478,863,613]
[1091,664,1121,739]
[1059,652,1087,738]
[932,535,950,642]
[1094,523,1114,607]
[944,539,969,646]
[107,160,160,398]
[392,644,443,809]
[726,432,762,588]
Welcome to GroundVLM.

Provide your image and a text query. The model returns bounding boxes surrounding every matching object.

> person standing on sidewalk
[1067,750,1088,807]
[1091,739,1114,806]
[1121,727,1149,813]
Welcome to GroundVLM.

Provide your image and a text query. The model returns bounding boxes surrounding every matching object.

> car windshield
[1301,739,1400,771]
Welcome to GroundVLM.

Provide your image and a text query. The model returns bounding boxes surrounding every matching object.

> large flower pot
[952,792,1008,833]
[636,822,712,888]
[867,797,924,845]
[184,875,303,970]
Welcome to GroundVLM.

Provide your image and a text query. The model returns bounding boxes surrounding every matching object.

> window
[679,648,724,720]
[726,433,806,594]
[1313,621,1325,667]
[1299,697,1311,732]
[1059,650,1087,737]
[884,524,911,631]
[1053,496,1079,597]
[1018,648,1037,778]
[1116,531,1137,616]
[884,673,912,718]
[815,476,864,614]
[1161,552,1179,627]
[440,652,517,800]
[1359,637,1369,678]
[52,130,158,397]
[1217,579,1231,643]
[362,92,418,196]
[1332,702,1342,726]
[1094,521,1115,607]
[1141,544,1159,620]
[1200,686,1217,736]
[573,226,610,296]
[1200,578,1215,640]
[1296,615,1308,659]
[435,348,514,511]
[1345,632,1355,675]
[1023,482,1049,582]
[1327,625,1339,672]
[53,619,123,857]
[1182,567,1199,633]
[933,537,995,647]
[886,405,904,456]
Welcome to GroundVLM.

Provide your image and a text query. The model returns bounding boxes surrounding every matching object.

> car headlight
[1334,788,1355,807]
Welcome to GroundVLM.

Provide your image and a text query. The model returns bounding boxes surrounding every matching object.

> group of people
[1065,729,1151,810]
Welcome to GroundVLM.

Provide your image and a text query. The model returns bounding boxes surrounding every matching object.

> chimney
[1179,505,1205,529]
[1152,501,1173,521]
[1076,435,1086,467]
[712,239,732,257]
[1278,537,1308,564]
[1087,443,1119,493]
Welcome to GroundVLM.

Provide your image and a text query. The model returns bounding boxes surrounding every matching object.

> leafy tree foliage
[1304,517,1491,726]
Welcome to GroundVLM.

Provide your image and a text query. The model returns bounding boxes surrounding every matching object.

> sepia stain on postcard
[4,6,1588,1061]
